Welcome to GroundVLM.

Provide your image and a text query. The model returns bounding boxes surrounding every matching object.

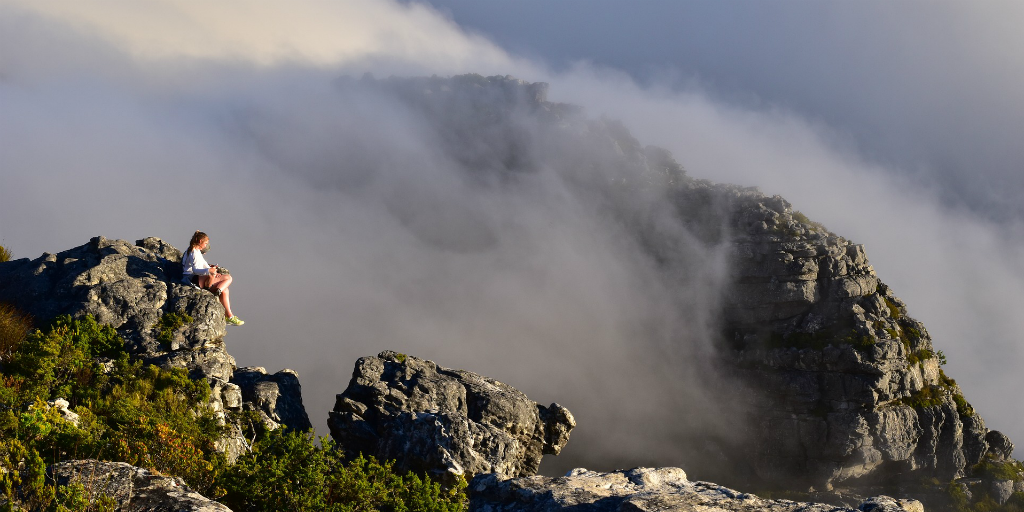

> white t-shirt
[181,247,212,283]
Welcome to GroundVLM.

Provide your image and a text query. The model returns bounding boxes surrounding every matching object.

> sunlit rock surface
[0,236,312,462]
[469,467,925,512]
[329,350,575,483]
[48,460,231,512]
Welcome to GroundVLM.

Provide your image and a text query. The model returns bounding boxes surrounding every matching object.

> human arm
[182,249,214,276]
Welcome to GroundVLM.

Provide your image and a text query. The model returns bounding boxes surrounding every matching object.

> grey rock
[37,398,80,427]
[986,430,1015,460]
[706,186,1001,490]
[47,460,231,511]
[991,479,1014,505]
[858,496,925,512]
[0,236,310,461]
[231,366,313,432]
[328,350,575,482]
[469,467,924,512]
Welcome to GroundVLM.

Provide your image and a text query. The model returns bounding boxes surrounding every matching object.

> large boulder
[469,467,925,512]
[328,350,575,483]
[47,460,231,512]
[0,236,311,461]
[0,236,228,374]
[231,366,314,433]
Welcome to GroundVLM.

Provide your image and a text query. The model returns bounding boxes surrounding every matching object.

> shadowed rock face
[329,350,575,483]
[468,467,924,512]
[232,366,313,433]
[0,236,311,461]
[700,189,1014,491]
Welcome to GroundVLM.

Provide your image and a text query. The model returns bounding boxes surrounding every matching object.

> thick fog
[3,0,1024,478]
[424,0,1024,223]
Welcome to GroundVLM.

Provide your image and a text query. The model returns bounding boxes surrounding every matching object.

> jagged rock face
[469,467,924,512]
[709,192,1009,489]
[232,366,313,433]
[329,350,575,483]
[0,236,311,461]
[47,460,230,512]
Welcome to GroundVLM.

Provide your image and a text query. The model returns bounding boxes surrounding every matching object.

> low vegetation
[790,210,830,234]
[766,328,875,351]
[154,311,194,349]
[222,429,466,512]
[0,309,467,511]
[946,465,1024,512]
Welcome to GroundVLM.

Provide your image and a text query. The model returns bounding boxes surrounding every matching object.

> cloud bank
[3,0,1024,478]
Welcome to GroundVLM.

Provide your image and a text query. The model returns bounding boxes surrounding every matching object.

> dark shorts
[190,275,207,289]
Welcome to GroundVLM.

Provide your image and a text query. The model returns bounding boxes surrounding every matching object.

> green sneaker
[226,316,244,326]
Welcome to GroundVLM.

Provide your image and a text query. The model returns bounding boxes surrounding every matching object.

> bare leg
[198,274,236,318]
[220,287,233,318]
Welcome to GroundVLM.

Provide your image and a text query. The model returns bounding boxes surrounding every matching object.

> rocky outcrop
[469,467,924,512]
[685,185,1017,493]
[328,350,575,483]
[0,236,311,461]
[48,460,230,511]
[231,366,314,433]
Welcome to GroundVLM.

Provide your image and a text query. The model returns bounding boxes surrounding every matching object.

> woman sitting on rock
[182,231,244,326]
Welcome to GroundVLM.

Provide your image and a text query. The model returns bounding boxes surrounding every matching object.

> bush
[0,244,10,263]
[1,314,464,510]
[907,349,934,365]
[8,315,123,403]
[0,315,227,504]
[883,297,903,319]
[973,455,1024,482]
[0,303,31,364]
[155,312,193,349]
[221,429,467,512]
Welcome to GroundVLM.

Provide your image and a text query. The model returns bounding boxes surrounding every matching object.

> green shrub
[0,303,31,363]
[907,349,934,365]
[973,456,1024,482]
[790,211,829,233]
[840,330,876,350]
[883,297,903,319]
[221,429,467,512]
[1,315,226,503]
[947,481,971,512]
[899,385,947,409]
[1,313,464,510]
[0,244,10,263]
[903,325,923,341]
[953,393,975,418]
[155,312,194,349]
[8,315,123,402]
